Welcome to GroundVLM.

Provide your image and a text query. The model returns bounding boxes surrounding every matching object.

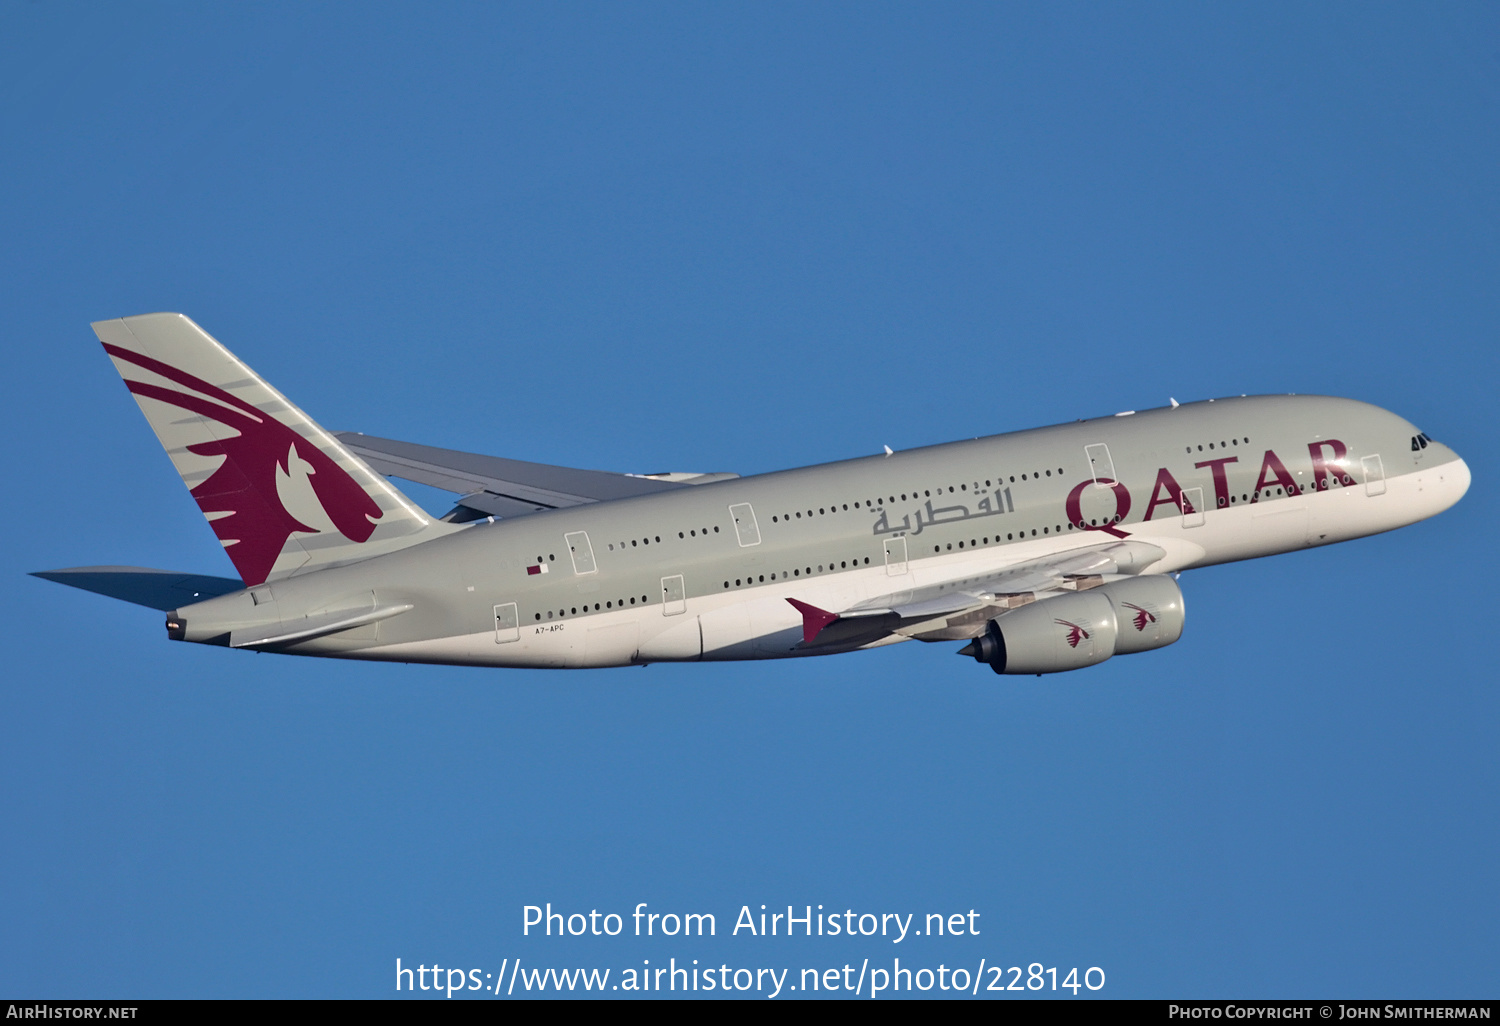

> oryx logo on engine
[1122,602,1156,633]
[1055,619,1091,649]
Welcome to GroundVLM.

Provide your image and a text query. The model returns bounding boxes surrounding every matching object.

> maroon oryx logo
[1122,602,1157,633]
[1055,618,1090,649]
[103,343,383,587]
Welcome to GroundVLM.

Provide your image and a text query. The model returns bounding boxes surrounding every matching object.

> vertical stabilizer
[93,313,458,586]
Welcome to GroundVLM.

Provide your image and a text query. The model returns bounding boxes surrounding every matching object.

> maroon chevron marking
[786,598,840,644]
[103,343,383,587]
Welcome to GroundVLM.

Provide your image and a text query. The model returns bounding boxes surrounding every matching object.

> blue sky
[2,2,1496,998]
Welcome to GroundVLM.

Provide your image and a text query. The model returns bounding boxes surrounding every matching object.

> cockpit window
[1412,432,1432,451]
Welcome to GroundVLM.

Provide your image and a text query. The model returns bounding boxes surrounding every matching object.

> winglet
[786,598,840,644]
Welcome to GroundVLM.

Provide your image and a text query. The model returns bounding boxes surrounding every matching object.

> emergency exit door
[661,575,686,616]
[884,536,908,575]
[494,602,520,643]
[1362,454,1386,496]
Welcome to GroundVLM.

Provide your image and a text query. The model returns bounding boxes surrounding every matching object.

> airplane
[33,313,1470,674]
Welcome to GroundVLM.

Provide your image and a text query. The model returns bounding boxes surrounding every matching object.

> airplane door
[729,503,761,546]
[1085,443,1117,484]
[1182,487,1205,528]
[661,574,687,615]
[494,602,520,643]
[884,536,909,575]
[1362,454,1386,496]
[565,531,597,574]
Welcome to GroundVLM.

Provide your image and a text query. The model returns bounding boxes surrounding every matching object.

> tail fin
[93,313,458,586]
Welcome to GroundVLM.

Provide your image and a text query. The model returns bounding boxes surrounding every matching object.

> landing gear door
[1362,454,1386,496]
[884,536,909,575]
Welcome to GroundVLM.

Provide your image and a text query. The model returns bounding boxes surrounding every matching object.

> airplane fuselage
[168,394,1469,670]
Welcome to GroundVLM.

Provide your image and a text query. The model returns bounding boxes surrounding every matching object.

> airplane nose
[1446,455,1472,505]
[1428,450,1471,514]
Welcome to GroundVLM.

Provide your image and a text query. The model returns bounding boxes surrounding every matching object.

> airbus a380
[36,314,1470,675]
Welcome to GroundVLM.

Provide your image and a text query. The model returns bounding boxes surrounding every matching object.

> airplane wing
[333,432,738,522]
[788,539,1168,649]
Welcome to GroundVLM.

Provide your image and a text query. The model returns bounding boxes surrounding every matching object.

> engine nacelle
[1094,575,1184,655]
[965,575,1185,675]
[971,590,1119,675]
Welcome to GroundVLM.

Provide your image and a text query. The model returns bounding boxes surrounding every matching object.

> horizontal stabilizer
[32,566,243,611]
[229,602,414,649]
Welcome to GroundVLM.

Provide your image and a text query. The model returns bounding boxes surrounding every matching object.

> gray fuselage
[169,394,1469,669]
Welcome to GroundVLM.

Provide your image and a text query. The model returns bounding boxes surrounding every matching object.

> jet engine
[962,575,1185,675]
[1096,574,1184,655]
